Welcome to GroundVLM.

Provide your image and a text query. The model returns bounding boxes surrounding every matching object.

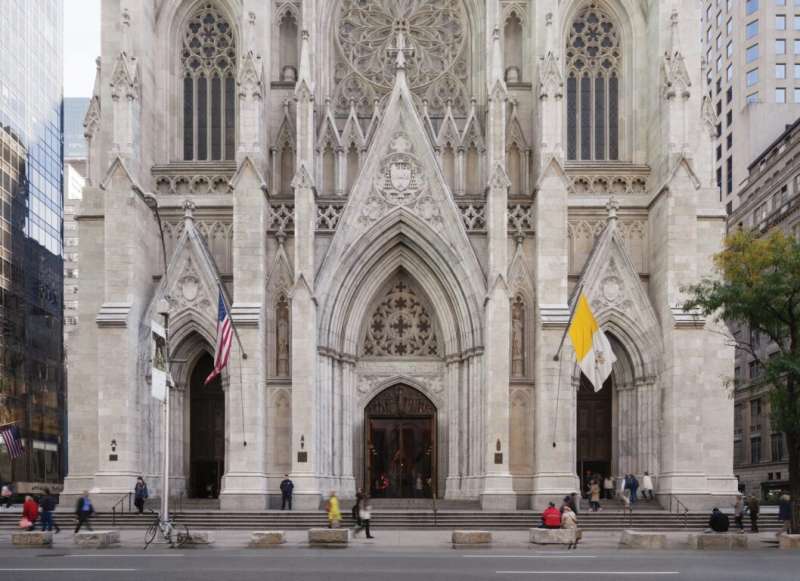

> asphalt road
[0,546,794,581]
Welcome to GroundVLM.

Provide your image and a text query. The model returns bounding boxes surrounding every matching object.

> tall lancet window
[566,3,621,161]
[181,3,237,161]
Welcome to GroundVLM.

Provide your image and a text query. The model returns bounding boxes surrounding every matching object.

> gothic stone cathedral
[64,0,737,511]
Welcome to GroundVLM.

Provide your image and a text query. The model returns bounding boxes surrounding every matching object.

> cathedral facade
[64,0,737,510]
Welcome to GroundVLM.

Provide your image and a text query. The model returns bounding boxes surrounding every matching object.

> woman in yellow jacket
[326,491,341,528]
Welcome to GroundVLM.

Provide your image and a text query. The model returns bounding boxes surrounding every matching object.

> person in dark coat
[708,508,730,532]
[134,477,148,514]
[629,475,639,505]
[352,488,364,527]
[279,474,294,510]
[746,495,760,532]
[39,489,60,533]
[778,494,791,535]
[74,491,94,533]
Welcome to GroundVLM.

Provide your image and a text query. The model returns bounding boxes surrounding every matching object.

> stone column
[221,158,268,510]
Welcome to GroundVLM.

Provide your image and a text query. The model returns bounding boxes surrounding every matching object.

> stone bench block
[74,530,121,548]
[619,530,667,549]
[12,532,53,547]
[779,534,800,550]
[178,530,214,546]
[452,530,492,549]
[688,533,748,550]
[308,528,349,547]
[529,528,580,545]
[249,531,286,548]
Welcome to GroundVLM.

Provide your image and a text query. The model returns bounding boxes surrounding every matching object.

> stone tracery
[362,277,440,357]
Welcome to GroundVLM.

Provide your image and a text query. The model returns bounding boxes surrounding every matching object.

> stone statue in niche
[276,295,290,376]
[281,65,297,83]
[511,296,525,377]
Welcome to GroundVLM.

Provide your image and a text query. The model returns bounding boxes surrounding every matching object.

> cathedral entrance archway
[576,374,612,495]
[365,384,436,499]
[189,353,225,499]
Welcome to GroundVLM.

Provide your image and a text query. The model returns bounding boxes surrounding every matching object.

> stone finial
[297,30,311,85]
[388,26,414,72]
[183,199,196,226]
[490,27,504,85]
[120,8,131,55]
[669,9,679,52]
[606,196,619,228]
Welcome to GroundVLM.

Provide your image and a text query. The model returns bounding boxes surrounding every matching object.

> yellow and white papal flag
[567,293,616,392]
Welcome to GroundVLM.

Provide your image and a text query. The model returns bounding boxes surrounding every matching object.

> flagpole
[553,281,585,361]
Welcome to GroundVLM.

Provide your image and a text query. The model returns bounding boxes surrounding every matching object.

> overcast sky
[64,0,101,97]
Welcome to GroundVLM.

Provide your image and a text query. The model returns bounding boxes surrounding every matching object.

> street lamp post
[140,188,172,526]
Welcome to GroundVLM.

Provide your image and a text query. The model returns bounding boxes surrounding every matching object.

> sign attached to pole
[151,321,167,401]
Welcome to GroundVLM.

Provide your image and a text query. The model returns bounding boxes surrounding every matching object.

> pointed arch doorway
[189,353,225,498]
[576,373,612,494]
[365,384,436,499]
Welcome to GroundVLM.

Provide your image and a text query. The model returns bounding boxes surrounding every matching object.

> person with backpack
[39,488,60,533]
[353,496,374,539]
[133,477,148,514]
[74,491,94,533]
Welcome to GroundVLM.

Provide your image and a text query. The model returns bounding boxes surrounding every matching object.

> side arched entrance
[188,353,225,498]
[365,384,436,499]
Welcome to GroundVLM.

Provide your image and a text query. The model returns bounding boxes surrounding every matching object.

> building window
[795,39,800,54]
[717,34,723,50]
[751,398,763,417]
[566,3,622,161]
[727,156,733,194]
[726,110,732,126]
[747,0,759,15]
[795,87,800,102]
[750,437,762,464]
[776,63,787,79]
[716,55,722,72]
[716,145,722,161]
[746,43,759,63]
[771,433,785,461]
[727,133,733,148]
[726,64,734,81]
[747,91,760,103]
[777,0,786,5]
[727,86,733,103]
[795,15,800,30]
[728,18,734,34]
[776,14,787,29]
[746,20,759,39]
[776,38,787,54]
[181,3,237,161]
[747,68,759,87]
[776,87,787,102]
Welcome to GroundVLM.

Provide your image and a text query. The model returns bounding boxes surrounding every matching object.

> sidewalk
[0,528,785,551]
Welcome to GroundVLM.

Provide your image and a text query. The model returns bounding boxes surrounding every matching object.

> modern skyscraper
[701,0,800,212]
[0,0,65,487]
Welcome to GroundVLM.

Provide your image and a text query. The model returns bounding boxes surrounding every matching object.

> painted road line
[497,572,680,576]
[68,554,184,557]
[0,568,138,572]
[461,555,597,559]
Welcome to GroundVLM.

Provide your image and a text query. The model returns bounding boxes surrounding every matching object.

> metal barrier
[667,494,689,528]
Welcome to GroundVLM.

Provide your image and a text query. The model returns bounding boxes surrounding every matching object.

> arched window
[566,3,621,161]
[181,3,237,161]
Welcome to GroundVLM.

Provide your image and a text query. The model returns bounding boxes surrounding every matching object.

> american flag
[0,424,25,459]
[205,291,233,385]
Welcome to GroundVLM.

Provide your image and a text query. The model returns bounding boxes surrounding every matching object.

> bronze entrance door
[365,384,436,499]
[189,353,225,499]
[576,375,612,495]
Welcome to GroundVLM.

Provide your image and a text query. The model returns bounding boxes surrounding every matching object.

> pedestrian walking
[415,475,424,498]
[603,476,614,500]
[280,474,294,510]
[134,476,148,514]
[1,483,13,509]
[354,496,374,539]
[589,480,601,512]
[561,505,581,549]
[39,488,60,533]
[326,490,341,529]
[641,472,655,501]
[629,474,639,505]
[778,494,791,535]
[21,495,39,531]
[352,488,364,527]
[74,491,94,533]
[746,495,760,533]
[619,475,631,509]
[734,495,745,532]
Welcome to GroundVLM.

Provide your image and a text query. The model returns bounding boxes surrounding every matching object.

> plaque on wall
[494,453,503,465]
[297,451,308,463]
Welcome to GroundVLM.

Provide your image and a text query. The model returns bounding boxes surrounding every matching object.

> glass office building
[0,0,65,486]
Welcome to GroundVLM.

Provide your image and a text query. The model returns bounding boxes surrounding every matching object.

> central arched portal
[189,353,225,498]
[365,384,436,499]
[576,374,612,493]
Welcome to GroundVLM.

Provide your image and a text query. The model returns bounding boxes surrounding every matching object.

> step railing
[667,494,689,528]
[110,492,132,526]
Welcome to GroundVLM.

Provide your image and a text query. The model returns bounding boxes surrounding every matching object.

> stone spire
[606,196,619,229]
[388,27,415,84]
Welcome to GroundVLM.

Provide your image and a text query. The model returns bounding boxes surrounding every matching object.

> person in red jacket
[22,495,39,531]
[541,502,562,529]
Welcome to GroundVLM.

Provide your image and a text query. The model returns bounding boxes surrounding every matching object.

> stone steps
[0,511,781,531]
